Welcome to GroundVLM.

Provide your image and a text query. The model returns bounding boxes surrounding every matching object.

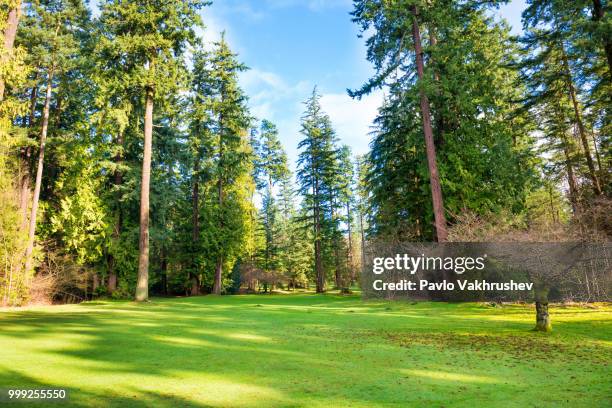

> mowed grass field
[0,294,610,407]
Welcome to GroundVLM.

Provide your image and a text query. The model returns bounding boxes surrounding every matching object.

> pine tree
[296,87,340,292]
[522,0,608,196]
[96,0,206,301]
[253,119,288,278]
[196,36,252,295]
[21,0,90,275]
[337,145,356,286]
[186,48,213,295]
[355,154,369,274]
[518,28,597,209]
[351,0,537,241]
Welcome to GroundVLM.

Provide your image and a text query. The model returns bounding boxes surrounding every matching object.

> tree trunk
[331,200,342,289]
[92,273,100,293]
[265,179,272,274]
[313,174,324,293]
[107,131,124,294]
[18,82,38,231]
[18,160,30,230]
[334,248,341,289]
[160,252,168,296]
[314,237,324,293]
[346,201,353,284]
[213,256,223,295]
[190,275,200,296]
[190,156,200,296]
[359,210,366,274]
[107,267,117,293]
[560,44,602,195]
[428,25,445,148]
[24,66,54,274]
[136,84,154,302]
[591,132,602,173]
[106,132,123,295]
[212,177,223,295]
[534,286,551,331]
[554,101,580,213]
[0,1,22,101]
[548,185,557,224]
[562,136,579,213]
[535,302,552,332]
[411,5,447,242]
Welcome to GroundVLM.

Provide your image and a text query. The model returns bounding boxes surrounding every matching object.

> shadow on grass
[0,369,213,408]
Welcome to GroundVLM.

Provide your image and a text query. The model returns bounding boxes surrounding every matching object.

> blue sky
[202,0,527,171]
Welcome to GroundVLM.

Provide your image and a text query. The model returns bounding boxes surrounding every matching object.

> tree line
[0,0,363,305]
[0,0,609,305]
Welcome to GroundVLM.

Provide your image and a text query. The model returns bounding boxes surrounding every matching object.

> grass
[0,293,610,407]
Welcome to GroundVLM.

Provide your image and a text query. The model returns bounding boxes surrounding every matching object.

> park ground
[0,293,610,407]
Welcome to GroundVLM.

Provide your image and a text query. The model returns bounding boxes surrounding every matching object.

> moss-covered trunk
[535,301,552,332]
[534,286,552,332]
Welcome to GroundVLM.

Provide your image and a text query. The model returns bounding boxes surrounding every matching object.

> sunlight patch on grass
[224,333,272,342]
[151,335,211,347]
[400,368,504,384]
[1,295,610,407]
[137,374,288,406]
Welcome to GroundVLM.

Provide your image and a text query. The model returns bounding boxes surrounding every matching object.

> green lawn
[0,294,610,407]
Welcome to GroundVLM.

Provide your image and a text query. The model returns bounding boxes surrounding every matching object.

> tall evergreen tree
[337,145,356,285]
[351,0,536,241]
[296,88,340,292]
[522,0,609,196]
[21,0,90,275]
[96,0,206,301]
[518,27,600,208]
[253,119,288,277]
[197,36,252,295]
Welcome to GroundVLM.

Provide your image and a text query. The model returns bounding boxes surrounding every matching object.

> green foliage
[95,0,207,104]
[351,0,538,240]
[1,0,608,304]
[172,36,255,293]
[296,88,354,289]
[0,0,31,305]
[521,0,610,199]
[251,119,290,281]
[49,154,110,264]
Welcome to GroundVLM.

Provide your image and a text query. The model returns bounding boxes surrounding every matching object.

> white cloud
[240,69,287,91]
[239,68,312,122]
[265,0,351,11]
[198,7,244,54]
[320,90,383,156]
[237,68,383,172]
[197,0,382,174]
[215,2,267,21]
[238,69,313,170]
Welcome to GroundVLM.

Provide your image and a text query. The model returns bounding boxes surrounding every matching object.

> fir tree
[96,0,206,301]
[296,87,340,292]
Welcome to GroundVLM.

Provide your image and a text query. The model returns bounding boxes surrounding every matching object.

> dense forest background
[0,0,609,305]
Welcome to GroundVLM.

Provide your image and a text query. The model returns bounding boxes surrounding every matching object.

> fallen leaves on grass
[384,332,610,365]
